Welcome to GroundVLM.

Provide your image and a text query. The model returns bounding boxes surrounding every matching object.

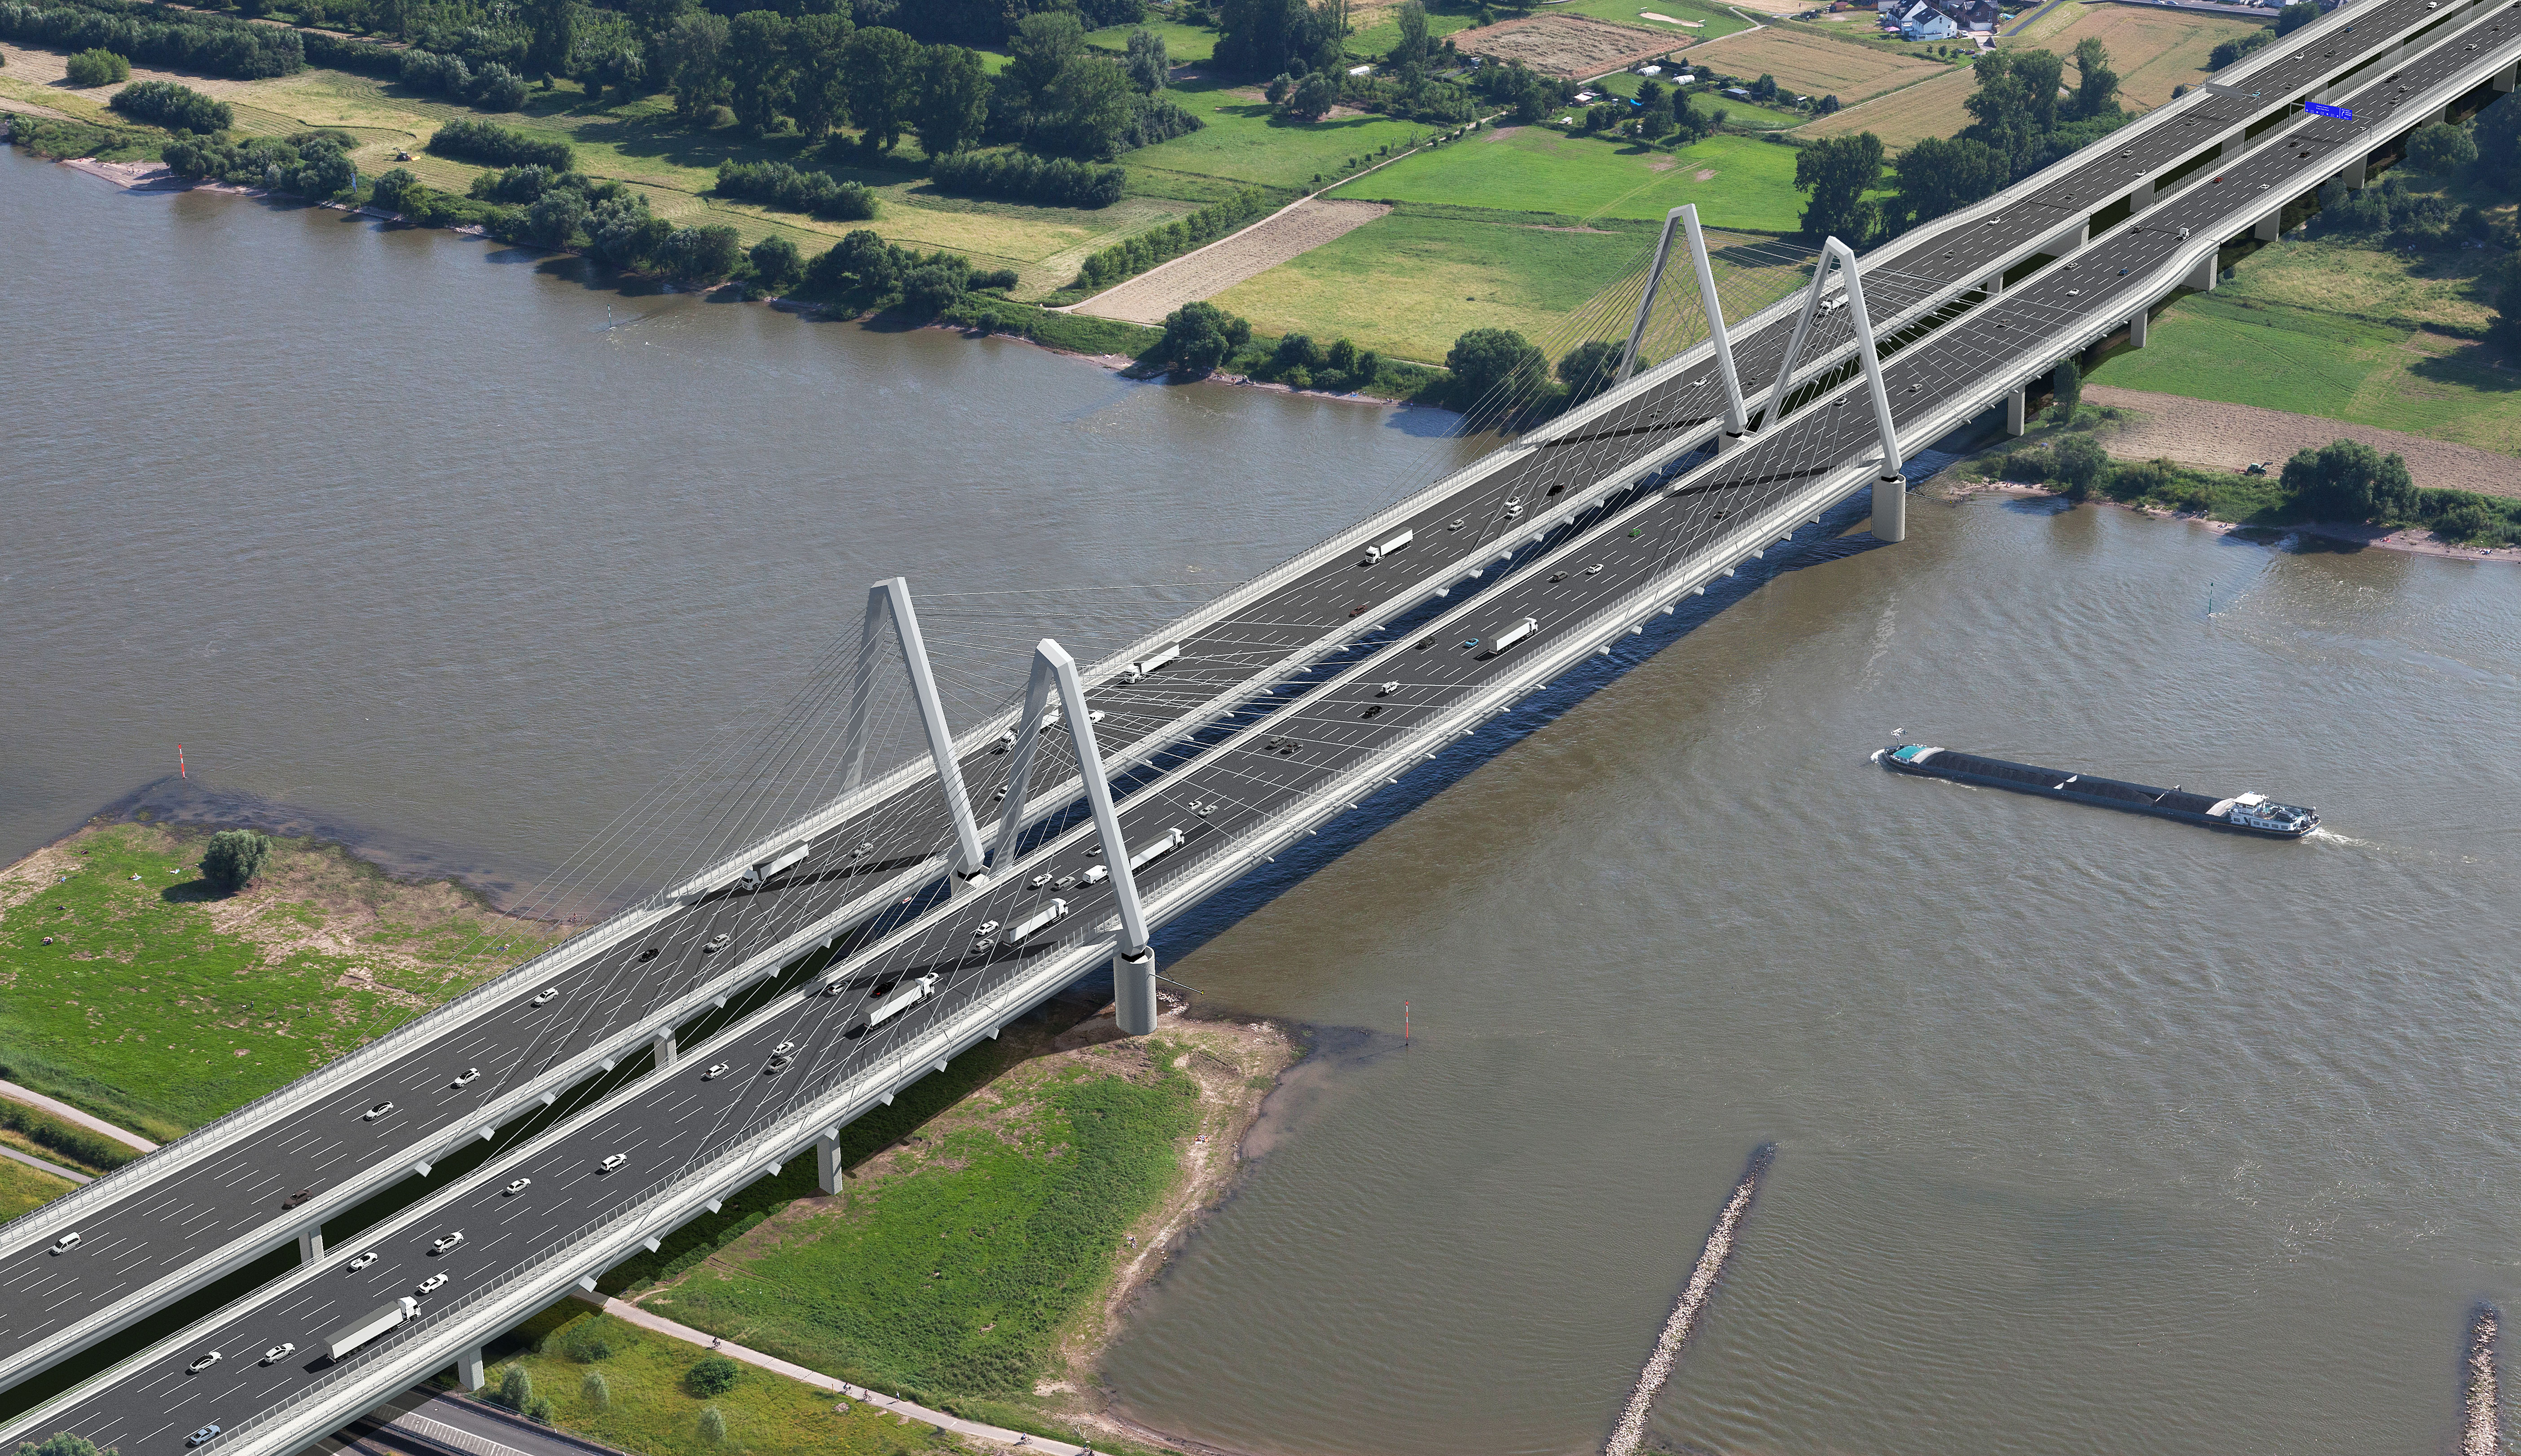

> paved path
[0,1142,90,1186]
[0,1079,159,1152]
[571,1293,1091,1455]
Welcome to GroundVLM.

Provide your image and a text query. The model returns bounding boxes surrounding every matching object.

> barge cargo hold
[1872,744,2319,838]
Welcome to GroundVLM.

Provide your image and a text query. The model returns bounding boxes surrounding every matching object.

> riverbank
[1934,473,2521,563]
[0,815,559,1144]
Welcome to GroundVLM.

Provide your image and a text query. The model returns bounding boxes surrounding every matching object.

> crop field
[1340,126,1813,230]
[1685,24,1953,104]
[1793,64,1977,149]
[1448,13,1681,78]
[2090,250,2521,454]
[1126,74,1430,192]
[1541,0,1755,44]
[1998,1,2263,110]
[0,824,553,1140]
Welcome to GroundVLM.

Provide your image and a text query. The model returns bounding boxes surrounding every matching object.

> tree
[2049,433,2105,499]
[2275,0,2319,35]
[1008,9,1085,108]
[1045,54,1136,156]
[840,26,920,150]
[199,830,271,894]
[525,0,576,79]
[1152,300,1250,373]
[1557,338,1622,407]
[66,48,130,87]
[912,43,987,157]
[1286,69,1337,121]
[2484,246,2521,345]
[2279,439,2417,521]
[495,1365,533,1412]
[1889,136,2006,231]
[724,10,792,134]
[19,1434,115,1456]
[900,262,966,313]
[2407,121,2477,175]
[748,232,802,289]
[1447,326,1547,417]
[687,1356,740,1397]
[1636,78,1672,139]
[2051,356,2080,421]
[1217,0,1335,80]
[1794,131,1883,245]
[696,1408,727,1446]
[1124,25,1167,93]
[785,12,852,137]
[665,11,730,119]
[1390,0,1431,68]
[2069,37,2117,119]
[581,1371,611,1412]
[662,224,742,281]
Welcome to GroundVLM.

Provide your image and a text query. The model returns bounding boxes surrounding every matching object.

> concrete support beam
[2187,253,2218,292]
[2342,152,2367,189]
[651,1028,676,1072]
[458,1347,486,1392]
[2497,64,2515,93]
[297,1228,324,1263]
[1984,271,2004,295]
[2219,134,2243,159]
[1114,947,1158,1038]
[2037,219,2088,259]
[2254,210,2281,242]
[2129,178,2153,211]
[2006,386,2026,436]
[816,1131,842,1197]
[2128,307,2148,350]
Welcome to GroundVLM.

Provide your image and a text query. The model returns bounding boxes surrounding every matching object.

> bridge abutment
[1114,947,1158,1037]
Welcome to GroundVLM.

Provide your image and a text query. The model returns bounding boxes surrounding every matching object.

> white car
[185,1426,221,1448]
[531,987,560,1005]
[503,1178,532,1197]
[599,1153,627,1173]
[703,1062,730,1080]
[450,1068,480,1088]
[1028,873,1053,890]
[260,1344,295,1365]
[703,934,732,954]
[48,1231,78,1254]
[852,841,873,858]
[362,1101,395,1121]
[431,1231,465,1254]
[1377,682,1399,697]
[977,920,1000,935]
[1584,562,1603,575]
[187,1352,223,1374]
[347,1250,378,1272]
[417,1273,448,1294]
[772,1041,796,1057]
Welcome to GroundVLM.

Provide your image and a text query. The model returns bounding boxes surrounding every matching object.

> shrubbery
[428,116,572,171]
[64,46,128,86]
[163,129,357,198]
[930,149,1124,209]
[0,0,301,79]
[686,1355,739,1397]
[1073,186,1268,291]
[0,1101,133,1171]
[199,829,271,894]
[713,158,876,221]
[793,228,1010,312]
[397,48,528,111]
[110,79,232,134]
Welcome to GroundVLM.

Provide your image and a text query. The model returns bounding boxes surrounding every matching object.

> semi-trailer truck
[326,1297,418,1361]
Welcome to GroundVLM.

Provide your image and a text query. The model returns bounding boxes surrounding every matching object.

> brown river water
[8,147,2521,1456]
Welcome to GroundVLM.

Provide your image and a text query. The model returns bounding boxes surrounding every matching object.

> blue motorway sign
[2304,101,2354,120]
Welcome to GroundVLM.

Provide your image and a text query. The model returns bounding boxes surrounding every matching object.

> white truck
[1007,897,1070,945]
[1363,528,1414,565]
[865,974,940,1030]
[739,842,811,891]
[1120,644,1181,684]
[326,1297,418,1361]
[1128,827,1186,871]
[1490,617,1540,653]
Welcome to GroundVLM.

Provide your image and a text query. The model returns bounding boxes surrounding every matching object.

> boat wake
[1601,1144,1774,1456]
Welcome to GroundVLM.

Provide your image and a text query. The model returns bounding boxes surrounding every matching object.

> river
[9,147,2521,1456]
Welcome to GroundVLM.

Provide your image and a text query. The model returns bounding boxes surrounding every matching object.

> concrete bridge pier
[2255,210,2282,242]
[815,1128,843,1197]
[2187,252,2219,292]
[2342,152,2368,189]
[2497,63,2516,92]
[2037,219,2088,259]
[1113,947,1159,1038]
[2129,177,2154,211]
[457,1347,486,1392]
[2006,386,2027,436]
[1983,271,2005,296]
[2128,306,2149,349]
[297,1228,324,1263]
[651,1028,677,1072]
[2219,134,2243,160]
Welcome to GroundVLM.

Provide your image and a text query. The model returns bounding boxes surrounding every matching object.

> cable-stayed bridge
[5,3,2517,1448]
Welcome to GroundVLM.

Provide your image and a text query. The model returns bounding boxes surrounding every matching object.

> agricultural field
[1998,0,2263,109]
[1686,22,1956,105]
[1447,13,1680,77]
[1337,125,1815,230]
[0,823,554,1140]
[1209,204,1766,363]
[1126,73,1432,193]
[2090,238,2521,455]
[1541,0,1756,44]
[1793,63,1977,148]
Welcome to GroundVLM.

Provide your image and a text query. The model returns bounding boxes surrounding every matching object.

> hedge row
[427,116,571,171]
[110,79,233,133]
[0,0,301,79]
[713,158,877,221]
[929,149,1125,210]
[1074,187,1271,292]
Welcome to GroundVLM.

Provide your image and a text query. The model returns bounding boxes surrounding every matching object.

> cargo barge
[1873,744,2319,838]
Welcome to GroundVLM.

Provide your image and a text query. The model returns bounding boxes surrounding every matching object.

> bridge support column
[2129,178,2153,211]
[1113,947,1158,1038]
[815,1129,843,1197]
[2127,306,2148,350]
[2497,64,2515,93]
[844,579,992,900]
[457,1347,486,1392]
[2342,152,2367,189]
[2187,253,2218,292]
[2254,210,2280,242]
[1983,271,2004,296]
[297,1228,324,1263]
[2037,219,2088,259]
[2006,386,2027,436]
[2219,134,2242,159]
[651,1028,676,1072]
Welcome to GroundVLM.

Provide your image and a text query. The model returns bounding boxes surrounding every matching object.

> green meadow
[1336,126,1816,232]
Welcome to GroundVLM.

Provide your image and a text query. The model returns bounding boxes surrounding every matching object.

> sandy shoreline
[1937,475,2521,564]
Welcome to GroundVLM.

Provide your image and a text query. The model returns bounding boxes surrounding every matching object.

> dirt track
[2084,386,2521,500]
[1073,199,1390,325]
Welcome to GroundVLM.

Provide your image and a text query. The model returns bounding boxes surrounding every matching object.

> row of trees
[110,79,233,132]
[1073,186,1269,290]
[0,0,302,79]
